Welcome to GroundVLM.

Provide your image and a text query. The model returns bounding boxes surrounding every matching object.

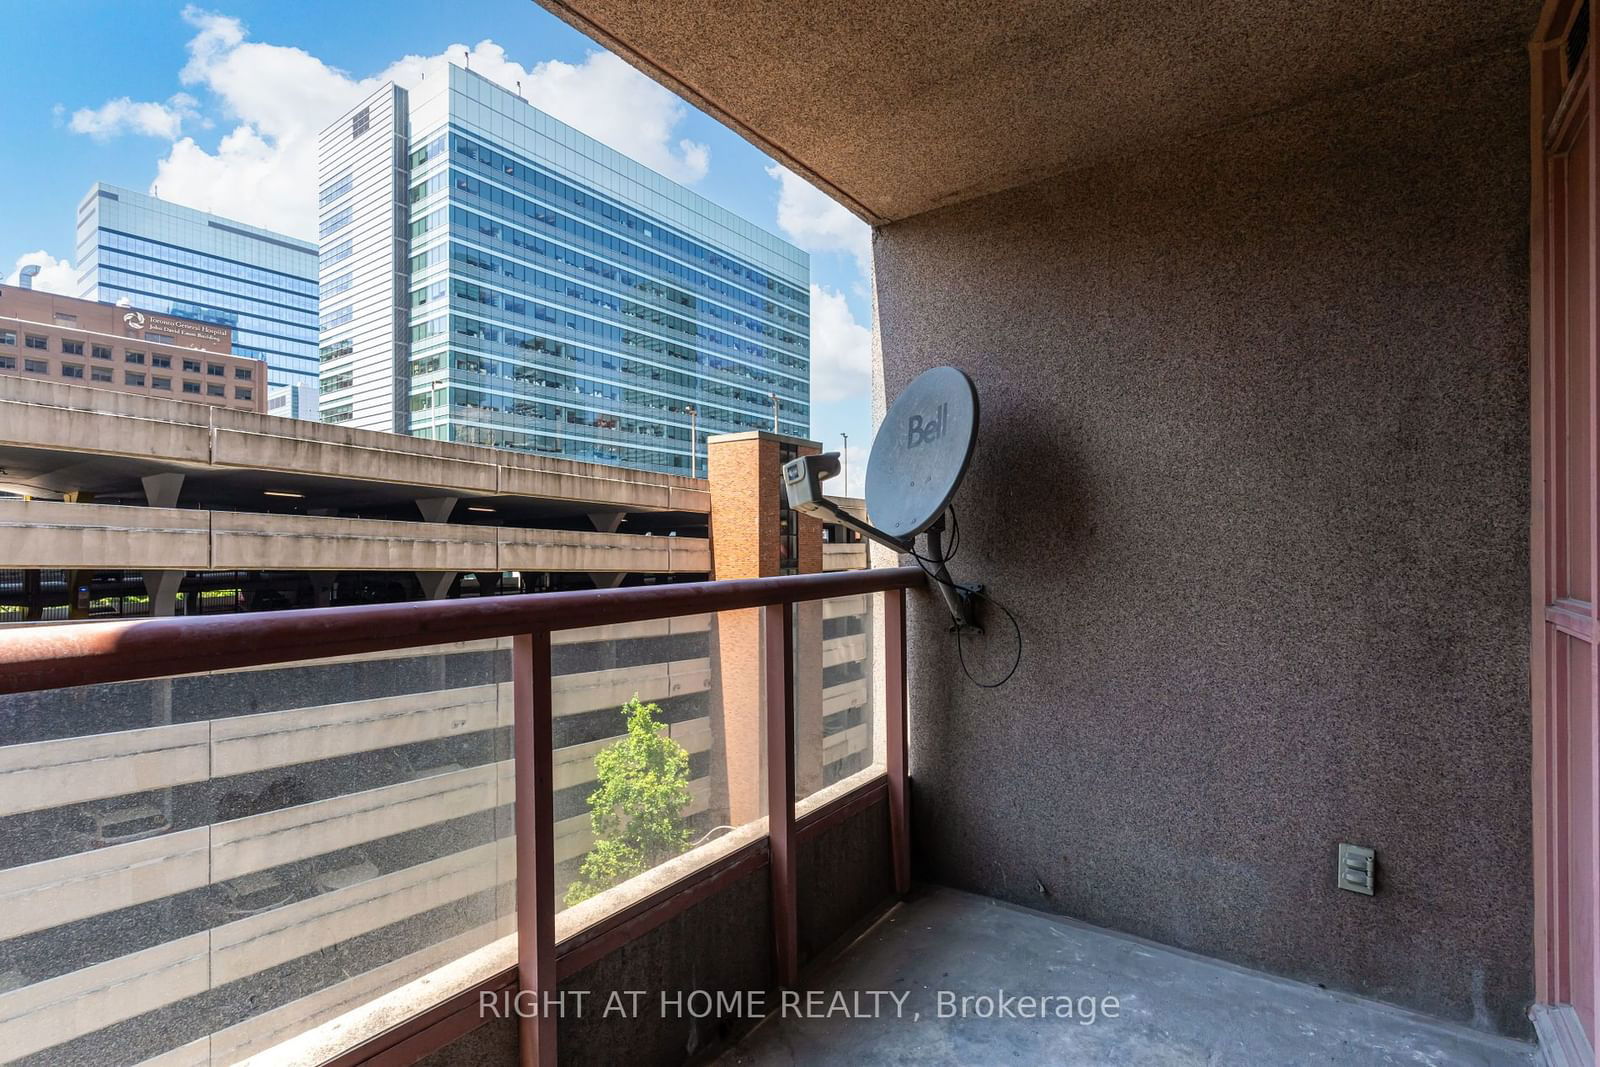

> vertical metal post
[513,631,557,1066]
[764,600,798,986]
[885,588,911,896]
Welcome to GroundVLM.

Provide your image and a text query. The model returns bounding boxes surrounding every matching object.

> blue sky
[2,1,873,490]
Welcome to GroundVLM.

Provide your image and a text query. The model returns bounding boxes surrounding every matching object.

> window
[321,304,353,330]
[207,382,226,397]
[25,335,47,350]
[0,331,15,346]
[151,376,171,390]
[182,358,201,373]
[91,366,112,382]
[324,402,354,424]
[323,271,354,299]
[320,239,353,268]
[351,107,370,138]
[182,381,201,394]
[234,366,253,380]
[151,353,171,368]
[319,205,353,238]
[125,351,145,365]
[91,345,111,360]
[207,363,224,377]
[24,358,48,374]
[320,173,353,206]
[235,387,253,401]
[0,355,14,369]
[125,371,145,386]
[60,364,84,379]
[60,339,84,356]
[146,332,174,343]
[53,313,77,325]
[322,371,354,393]
[320,338,353,362]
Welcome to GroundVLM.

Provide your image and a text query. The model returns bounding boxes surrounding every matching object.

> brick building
[0,287,265,413]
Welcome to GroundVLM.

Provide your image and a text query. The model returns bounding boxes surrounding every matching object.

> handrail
[0,566,924,695]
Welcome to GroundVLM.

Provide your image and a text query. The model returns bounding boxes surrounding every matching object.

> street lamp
[841,432,849,493]
[769,392,779,432]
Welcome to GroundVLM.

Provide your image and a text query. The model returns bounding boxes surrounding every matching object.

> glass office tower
[74,184,320,402]
[316,65,809,476]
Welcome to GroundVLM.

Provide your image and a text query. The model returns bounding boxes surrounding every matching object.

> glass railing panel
[791,592,882,807]
[0,639,514,1066]
[552,608,766,927]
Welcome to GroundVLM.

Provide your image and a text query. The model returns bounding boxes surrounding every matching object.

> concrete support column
[416,497,458,523]
[417,572,456,600]
[413,497,461,603]
[705,431,825,825]
[141,473,185,509]
[63,491,95,620]
[142,571,184,618]
[22,570,43,622]
[309,573,336,608]
[588,512,628,591]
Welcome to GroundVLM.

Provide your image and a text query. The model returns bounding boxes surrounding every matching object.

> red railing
[0,566,923,1066]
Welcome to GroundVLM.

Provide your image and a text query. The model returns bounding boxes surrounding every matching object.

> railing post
[886,588,911,896]
[513,631,557,1066]
[764,600,798,987]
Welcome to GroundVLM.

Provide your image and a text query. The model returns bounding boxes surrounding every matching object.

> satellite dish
[865,367,979,540]
[781,366,981,631]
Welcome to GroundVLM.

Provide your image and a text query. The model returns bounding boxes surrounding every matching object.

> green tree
[564,695,693,906]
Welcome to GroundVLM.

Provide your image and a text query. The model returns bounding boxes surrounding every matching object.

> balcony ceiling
[537,0,1539,225]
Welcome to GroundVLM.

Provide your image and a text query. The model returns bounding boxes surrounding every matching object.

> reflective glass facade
[74,185,320,398]
[318,66,809,477]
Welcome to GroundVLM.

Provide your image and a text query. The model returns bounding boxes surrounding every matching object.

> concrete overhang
[536,0,1540,224]
[0,378,709,521]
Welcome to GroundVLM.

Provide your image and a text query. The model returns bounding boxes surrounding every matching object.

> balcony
[0,568,913,1065]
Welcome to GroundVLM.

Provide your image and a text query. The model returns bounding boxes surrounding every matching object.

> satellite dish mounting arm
[782,453,979,631]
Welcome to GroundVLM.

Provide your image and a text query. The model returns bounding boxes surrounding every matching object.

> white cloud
[768,164,872,272]
[71,8,712,240]
[4,252,78,296]
[518,52,709,183]
[809,284,871,406]
[69,94,200,140]
[837,441,868,497]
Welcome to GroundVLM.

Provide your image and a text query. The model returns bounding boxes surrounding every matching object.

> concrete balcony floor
[719,888,1535,1066]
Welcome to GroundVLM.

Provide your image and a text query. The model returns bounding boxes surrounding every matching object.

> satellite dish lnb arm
[799,496,912,554]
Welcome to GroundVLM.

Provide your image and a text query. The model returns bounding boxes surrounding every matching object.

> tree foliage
[564,695,692,906]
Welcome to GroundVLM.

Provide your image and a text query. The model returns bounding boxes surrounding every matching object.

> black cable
[956,587,1022,689]
[942,506,961,564]
[901,522,1022,689]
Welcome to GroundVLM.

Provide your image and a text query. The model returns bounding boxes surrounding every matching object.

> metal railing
[0,566,922,1066]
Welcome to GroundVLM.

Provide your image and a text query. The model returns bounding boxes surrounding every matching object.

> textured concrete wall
[798,794,893,966]
[874,50,1532,1034]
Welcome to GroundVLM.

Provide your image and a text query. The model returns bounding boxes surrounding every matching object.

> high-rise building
[267,381,321,420]
[316,65,810,477]
[73,183,320,403]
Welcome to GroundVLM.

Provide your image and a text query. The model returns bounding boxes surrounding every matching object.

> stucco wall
[874,49,1532,1034]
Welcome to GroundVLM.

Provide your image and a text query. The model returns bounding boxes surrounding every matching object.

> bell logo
[123,311,146,330]
[906,403,949,449]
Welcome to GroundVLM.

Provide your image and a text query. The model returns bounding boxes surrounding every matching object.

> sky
[0,1,873,493]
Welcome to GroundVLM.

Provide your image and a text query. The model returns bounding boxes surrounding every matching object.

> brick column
[706,432,825,824]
